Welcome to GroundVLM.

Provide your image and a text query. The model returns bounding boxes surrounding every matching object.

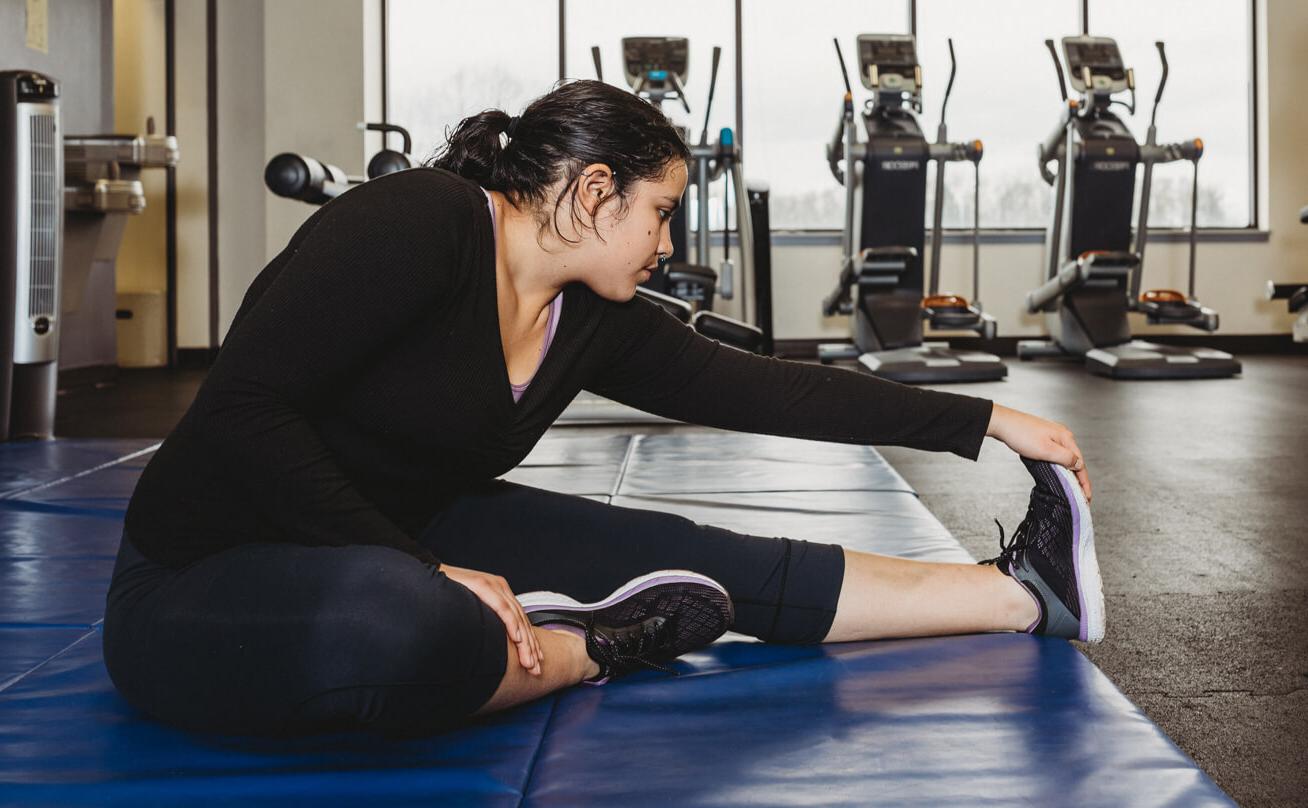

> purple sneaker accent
[537,623,585,640]
[1051,464,1087,641]
[534,623,607,685]
[1048,462,1102,642]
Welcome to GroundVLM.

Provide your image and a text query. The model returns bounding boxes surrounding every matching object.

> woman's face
[569,161,688,302]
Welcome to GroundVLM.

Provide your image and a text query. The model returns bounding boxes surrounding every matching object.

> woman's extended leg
[418,480,1039,650]
[823,551,1038,642]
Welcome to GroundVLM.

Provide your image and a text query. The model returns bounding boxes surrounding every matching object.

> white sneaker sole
[1051,464,1105,643]
[516,570,730,613]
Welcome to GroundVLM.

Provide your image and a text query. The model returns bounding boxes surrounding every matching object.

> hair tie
[505,116,521,139]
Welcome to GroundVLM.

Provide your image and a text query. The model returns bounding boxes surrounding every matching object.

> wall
[113,0,168,298]
[198,0,381,342]
[261,0,379,291]
[0,0,113,134]
[173,0,208,350]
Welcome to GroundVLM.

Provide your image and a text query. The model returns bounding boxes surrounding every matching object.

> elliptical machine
[820,35,1005,384]
[1266,205,1308,344]
[591,37,770,354]
[1019,36,1240,379]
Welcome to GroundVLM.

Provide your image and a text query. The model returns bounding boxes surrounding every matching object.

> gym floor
[55,356,1307,808]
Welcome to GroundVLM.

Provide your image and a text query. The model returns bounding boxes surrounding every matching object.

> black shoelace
[979,504,1035,569]
[586,615,677,676]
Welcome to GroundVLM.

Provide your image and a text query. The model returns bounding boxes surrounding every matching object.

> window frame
[382,0,1260,233]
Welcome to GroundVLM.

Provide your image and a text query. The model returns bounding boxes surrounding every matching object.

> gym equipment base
[822,341,1008,383]
[1018,339,1241,379]
[0,433,1230,806]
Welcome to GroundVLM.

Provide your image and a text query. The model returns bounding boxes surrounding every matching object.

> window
[1090,0,1253,227]
[387,0,558,164]
[741,1,909,230]
[915,0,1080,229]
[386,1,1257,230]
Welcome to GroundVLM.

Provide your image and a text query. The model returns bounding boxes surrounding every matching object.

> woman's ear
[577,163,617,216]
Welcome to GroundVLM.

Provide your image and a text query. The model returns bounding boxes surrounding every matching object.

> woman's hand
[439,564,543,676]
[987,403,1092,503]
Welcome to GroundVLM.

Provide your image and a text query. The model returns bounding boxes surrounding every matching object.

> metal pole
[735,0,743,149]
[165,0,178,368]
[380,0,388,123]
[205,0,220,352]
[929,152,945,296]
[1133,132,1155,302]
[972,159,980,304]
[697,153,710,267]
[843,103,857,275]
[1188,157,1199,298]
[558,0,566,81]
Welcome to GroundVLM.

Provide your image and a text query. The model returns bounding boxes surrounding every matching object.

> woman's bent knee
[103,543,508,735]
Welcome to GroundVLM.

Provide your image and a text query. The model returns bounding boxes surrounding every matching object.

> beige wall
[173,0,208,350]
[112,0,168,297]
[156,0,1306,347]
[157,0,380,345]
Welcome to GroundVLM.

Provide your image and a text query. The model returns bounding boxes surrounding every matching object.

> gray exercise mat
[616,433,914,496]
[554,392,673,424]
[610,490,972,564]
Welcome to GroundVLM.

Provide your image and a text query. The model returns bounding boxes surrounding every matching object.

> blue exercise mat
[0,435,1232,806]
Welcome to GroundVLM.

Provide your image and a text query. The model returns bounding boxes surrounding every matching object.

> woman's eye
[658,209,673,221]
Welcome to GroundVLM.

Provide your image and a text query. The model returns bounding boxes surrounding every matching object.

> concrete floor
[55,356,1308,806]
[877,357,1308,808]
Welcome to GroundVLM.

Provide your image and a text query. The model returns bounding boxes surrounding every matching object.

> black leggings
[103,479,846,736]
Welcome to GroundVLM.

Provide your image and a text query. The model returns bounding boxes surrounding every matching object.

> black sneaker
[517,571,734,685]
[981,456,1104,643]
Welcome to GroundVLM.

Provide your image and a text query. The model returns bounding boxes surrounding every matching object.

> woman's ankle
[1003,571,1042,632]
[538,625,601,681]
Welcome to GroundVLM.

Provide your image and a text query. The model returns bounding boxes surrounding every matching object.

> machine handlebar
[1037,101,1077,185]
[939,38,958,125]
[822,261,855,316]
[1140,138,1203,165]
[928,140,982,162]
[1150,41,1169,130]
[827,39,856,185]
[1046,39,1069,102]
[698,47,722,146]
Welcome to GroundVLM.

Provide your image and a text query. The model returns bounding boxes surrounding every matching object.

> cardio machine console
[622,37,690,95]
[1063,36,1130,96]
[856,34,920,98]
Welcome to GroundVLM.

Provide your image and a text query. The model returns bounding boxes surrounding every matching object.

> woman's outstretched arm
[586,297,992,459]
[586,296,1091,498]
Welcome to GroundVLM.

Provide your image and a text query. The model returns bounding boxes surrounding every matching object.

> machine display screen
[858,36,917,74]
[1064,40,1126,81]
[622,37,689,78]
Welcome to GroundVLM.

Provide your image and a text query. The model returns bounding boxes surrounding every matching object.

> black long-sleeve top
[124,168,993,568]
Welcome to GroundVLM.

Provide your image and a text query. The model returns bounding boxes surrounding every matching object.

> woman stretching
[104,80,1102,737]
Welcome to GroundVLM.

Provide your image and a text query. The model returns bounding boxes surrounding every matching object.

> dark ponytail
[429,79,691,242]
